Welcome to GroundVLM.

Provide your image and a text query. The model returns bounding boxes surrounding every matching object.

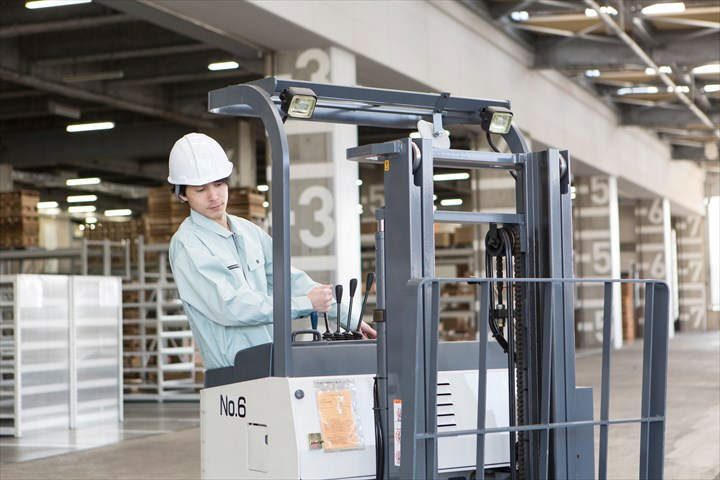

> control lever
[332,284,344,340]
[322,312,333,340]
[353,272,375,338]
[345,278,358,340]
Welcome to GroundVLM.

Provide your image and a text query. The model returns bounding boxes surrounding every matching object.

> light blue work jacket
[169,209,357,369]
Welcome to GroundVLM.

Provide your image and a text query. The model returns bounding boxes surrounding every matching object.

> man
[168,132,376,370]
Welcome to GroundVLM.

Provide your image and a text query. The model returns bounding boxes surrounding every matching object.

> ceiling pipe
[583,0,719,140]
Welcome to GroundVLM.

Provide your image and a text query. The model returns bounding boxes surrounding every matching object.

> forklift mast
[208,77,670,480]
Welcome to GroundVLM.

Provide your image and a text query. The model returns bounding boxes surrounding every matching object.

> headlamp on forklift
[279,87,317,119]
[480,106,513,135]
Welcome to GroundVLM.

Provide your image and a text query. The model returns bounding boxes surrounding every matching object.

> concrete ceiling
[466,0,720,165]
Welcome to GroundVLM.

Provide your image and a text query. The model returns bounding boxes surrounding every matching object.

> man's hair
[171,177,230,203]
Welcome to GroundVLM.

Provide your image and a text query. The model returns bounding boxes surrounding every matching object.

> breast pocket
[246,251,267,289]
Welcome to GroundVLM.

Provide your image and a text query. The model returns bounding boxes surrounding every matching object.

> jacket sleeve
[256,225,316,316]
[170,232,312,327]
[255,224,360,330]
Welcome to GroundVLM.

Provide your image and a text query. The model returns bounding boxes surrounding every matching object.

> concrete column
[572,176,622,349]
[233,121,257,188]
[674,215,708,331]
[212,121,256,188]
[273,47,360,285]
[635,198,675,338]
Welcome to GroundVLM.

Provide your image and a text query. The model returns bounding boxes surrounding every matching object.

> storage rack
[122,237,201,401]
[0,274,122,437]
[1,237,203,403]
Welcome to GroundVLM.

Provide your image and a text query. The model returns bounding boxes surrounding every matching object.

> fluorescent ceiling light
[641,2,685,15]
[617,86,659,95]
[37,201,59,209]
[66,121,114,133]
[67,194,97,203]
[66,177,101,186]
[510,11,529,21]
[692,64,720,75]
[262,201,269,208]
[440,198,463,207]
[69,205,96,213]
[668,85,690,93]
[433,172,470,181]
[704,84,720,93]
[85,217,97,224]
[208,61,239,71]
[356,179,363,186]
[104,209,132,217]
[645,66,672,75]
[25,0,91,9]
[585,6,618,17]
[257,184,269,192]
[585,69,601,78]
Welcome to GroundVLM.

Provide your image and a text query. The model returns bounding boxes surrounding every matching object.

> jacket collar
[189,209,233,238]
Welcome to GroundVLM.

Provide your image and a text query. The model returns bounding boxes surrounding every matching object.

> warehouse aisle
[1,332,718,480]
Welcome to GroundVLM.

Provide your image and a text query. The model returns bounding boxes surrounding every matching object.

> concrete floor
[1,331,718,480]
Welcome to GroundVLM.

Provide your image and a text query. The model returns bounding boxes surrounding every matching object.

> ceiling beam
[621,106,720,128]
[672,143,719,162]
[0,123,194,182]
[0,66,216,130]
[12,170,149,200]
[535,30,720,68]
[584,0,719,139]
[0,14,135,38]
[34,43,213,66]
[97,0,266,69]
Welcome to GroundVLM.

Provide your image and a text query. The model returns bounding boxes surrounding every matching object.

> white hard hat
[168,133,233,186]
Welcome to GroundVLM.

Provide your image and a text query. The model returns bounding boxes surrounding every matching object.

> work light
[279,87,317,119]
[480,106,513,134]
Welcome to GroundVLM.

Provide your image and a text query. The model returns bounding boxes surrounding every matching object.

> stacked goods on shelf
[621,282,636,341]
[145,186,189,243]
[83,218,145,242]
[453,226,476,247]
[0,190,39,249]
[227,187,266,226]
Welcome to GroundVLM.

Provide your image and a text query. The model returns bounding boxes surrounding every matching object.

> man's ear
[178,193,188,203]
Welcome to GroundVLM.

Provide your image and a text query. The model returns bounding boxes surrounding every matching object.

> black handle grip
[334,284,343,334]
[335,284,343,303]
[349,278,358,297]
[365,272,375,293]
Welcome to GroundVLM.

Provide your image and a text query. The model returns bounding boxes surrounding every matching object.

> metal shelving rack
[0,236,203,403]
[122,237,201,402]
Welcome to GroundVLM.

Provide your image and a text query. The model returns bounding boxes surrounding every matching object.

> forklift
[199,78,670,479]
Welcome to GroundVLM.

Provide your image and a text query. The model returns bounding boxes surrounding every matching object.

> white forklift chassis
[201,370,509,479]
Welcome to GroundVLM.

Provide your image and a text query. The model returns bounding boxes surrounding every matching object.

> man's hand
[307,284,333,312]
[359,321,377,339]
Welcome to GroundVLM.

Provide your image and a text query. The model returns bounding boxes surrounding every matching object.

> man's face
[183,181,228,225]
